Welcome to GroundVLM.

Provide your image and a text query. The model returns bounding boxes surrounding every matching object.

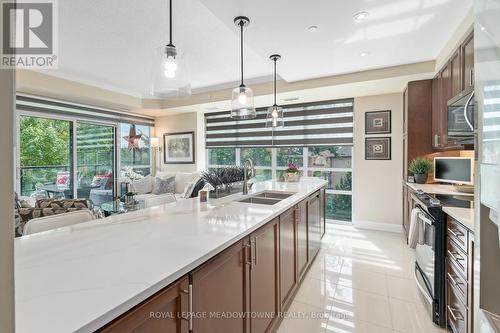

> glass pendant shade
[151,45,191,98]
[266,104,284,128]
[231,85,256,119]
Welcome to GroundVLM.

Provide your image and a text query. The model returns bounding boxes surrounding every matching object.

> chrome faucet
[242,159,255,195]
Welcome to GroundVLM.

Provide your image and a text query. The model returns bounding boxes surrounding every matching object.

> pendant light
[151,0,191,98]
[231,16,256,120]
[266,54,284,128]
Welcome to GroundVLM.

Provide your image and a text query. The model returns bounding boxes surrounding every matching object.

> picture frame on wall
[163,131,195,164]
[365,137,391,160]
[365,110,391,134]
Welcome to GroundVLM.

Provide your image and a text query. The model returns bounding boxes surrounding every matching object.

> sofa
[129,171,203,208]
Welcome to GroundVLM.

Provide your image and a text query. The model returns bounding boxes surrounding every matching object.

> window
[208,147,236,166]
[241,148,272,181]
[206,145,353,222]
[204,98,354,222]
[120,123,151,177]
[19,116,73,198]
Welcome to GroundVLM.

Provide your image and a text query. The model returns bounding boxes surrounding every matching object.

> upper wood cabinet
[462,32,474,90]
[192,239,249,333]
[98,276,189,333]
[450,50,462,97]
[431,29,474,150]
[249,218,279,333]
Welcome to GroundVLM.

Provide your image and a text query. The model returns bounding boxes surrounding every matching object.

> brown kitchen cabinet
[248,217,280,333]
[279,207,298,309]
[446,217,474,333]
[191,239,249,333]
[431,29,474,150]
[403,80,434,180]
[462,32,474,90]
[98,276,189,333]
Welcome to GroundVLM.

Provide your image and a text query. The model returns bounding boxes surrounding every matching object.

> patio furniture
[23,210,94,235]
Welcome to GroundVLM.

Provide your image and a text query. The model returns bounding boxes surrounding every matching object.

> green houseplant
[409,157,433,184]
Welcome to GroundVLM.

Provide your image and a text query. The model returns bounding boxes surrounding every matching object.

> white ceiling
[41,0,472,98]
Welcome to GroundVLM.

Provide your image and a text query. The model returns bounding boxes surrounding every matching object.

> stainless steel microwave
[447,86,475,145]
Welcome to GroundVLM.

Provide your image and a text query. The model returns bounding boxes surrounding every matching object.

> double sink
[236,191,296,205]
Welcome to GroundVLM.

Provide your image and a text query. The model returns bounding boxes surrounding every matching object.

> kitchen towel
[408,207,425,249]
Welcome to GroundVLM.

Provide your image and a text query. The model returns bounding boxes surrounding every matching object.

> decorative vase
[284,172,300,182]
[414,173,428,184]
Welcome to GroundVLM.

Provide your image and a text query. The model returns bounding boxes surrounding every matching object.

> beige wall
[0,68,15,332]
[154,112,205,173]
[353,93,404,231]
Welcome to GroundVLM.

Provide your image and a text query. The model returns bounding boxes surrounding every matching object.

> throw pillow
[181,181,196,198]
[131,175,153,194]
[152,176,175,195]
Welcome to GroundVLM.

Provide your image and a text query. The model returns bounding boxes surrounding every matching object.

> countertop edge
[77,180,327,333]
[442,206,475,233]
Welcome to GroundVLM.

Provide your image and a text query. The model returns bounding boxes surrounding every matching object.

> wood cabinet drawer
[446,258,468,306]
[447,237,468,280]
[447,217,468,253]
[447,281,468,333]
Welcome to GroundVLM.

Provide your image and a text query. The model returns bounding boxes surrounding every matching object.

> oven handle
[415,204,435,225]
[464,90,474,131]
[414,263,434,305]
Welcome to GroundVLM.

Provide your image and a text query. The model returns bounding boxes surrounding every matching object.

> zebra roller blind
[16,94,155,127]
[205,98,353,147]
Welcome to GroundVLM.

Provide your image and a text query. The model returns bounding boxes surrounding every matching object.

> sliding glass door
[18,115,74,199]
[17,115,117,207]
[76,122,115,207]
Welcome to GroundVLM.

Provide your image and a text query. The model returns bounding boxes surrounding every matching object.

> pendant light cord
[168,0,173,46]
[273,58,277,105]
[240,21,244,87]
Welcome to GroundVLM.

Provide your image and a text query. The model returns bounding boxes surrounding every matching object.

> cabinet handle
[447,272,463,287]
[434,134,440,147]
[447,250,465,262]
[470,69,474,86]
[447,305,464,322]
[447,227,464,238]
[252,238,257,267]
[181,284,193,331]
[243,243,252,268]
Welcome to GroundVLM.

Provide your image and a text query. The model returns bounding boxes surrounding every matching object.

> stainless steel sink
[237,197,282,205]
[236,191,296,205]
[253,191,295,199]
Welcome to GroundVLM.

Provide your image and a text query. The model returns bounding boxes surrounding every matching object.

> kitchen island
[15,178,327,333]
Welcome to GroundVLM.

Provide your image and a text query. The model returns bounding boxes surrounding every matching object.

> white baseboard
[352,220,403,233]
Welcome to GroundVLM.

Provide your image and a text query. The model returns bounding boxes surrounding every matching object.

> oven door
[414,207,436,309]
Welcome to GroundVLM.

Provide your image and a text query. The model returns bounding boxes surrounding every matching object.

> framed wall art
[163,131,195,164]
[365,110,391,134]
[365,137,391,160]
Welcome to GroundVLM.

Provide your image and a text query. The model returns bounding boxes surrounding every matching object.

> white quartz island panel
[15,178,327,333]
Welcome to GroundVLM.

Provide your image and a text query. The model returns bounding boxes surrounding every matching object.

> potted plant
[284,163,300,182]
[409,157,433,184]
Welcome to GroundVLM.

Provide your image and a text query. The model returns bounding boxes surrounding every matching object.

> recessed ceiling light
[353,11,369,21]
[307,25,318,32]
[360,51,370,57]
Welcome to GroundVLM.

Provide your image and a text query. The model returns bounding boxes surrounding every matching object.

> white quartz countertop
[15,178,327,333]
[406,182,474,197]
[443,206,475,232]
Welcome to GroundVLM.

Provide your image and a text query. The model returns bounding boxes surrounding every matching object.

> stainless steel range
[411,190,474,327]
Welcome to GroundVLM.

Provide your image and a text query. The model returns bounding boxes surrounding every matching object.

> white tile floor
[277,223,449,333]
